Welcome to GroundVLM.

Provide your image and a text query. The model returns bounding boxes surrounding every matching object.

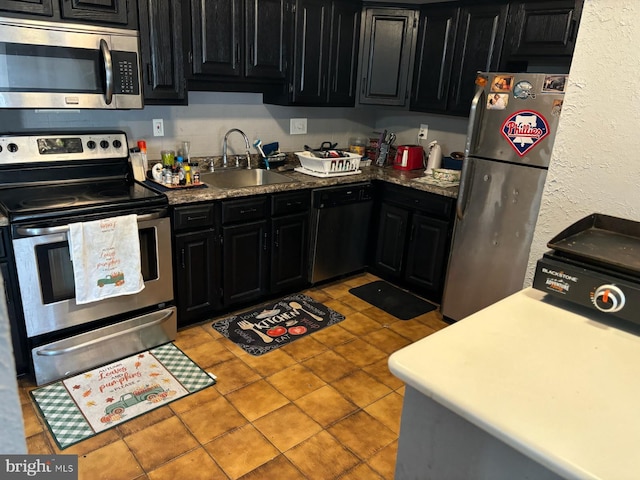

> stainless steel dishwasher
[309,182,374,283]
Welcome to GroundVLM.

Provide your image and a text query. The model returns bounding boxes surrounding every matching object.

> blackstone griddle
[533,213,640,325]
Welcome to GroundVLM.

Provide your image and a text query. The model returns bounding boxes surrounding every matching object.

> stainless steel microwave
[0,16,143,109]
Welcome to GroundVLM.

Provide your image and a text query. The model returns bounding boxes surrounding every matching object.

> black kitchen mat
[349,281,436,320]
[212,294,345,356]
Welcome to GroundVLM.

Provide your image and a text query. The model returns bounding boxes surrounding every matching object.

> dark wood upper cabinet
[410,5,459,113]
[0,0,53,16]
[244,0,287,79]
[189,0,242,78]
[327,0,360,105]
[358,7,418,106]
[447,3,508,115]
[410,2,507,116]
[186,0,286,87]
[290,0,330,104]
[138,0,186,104]
[501,0,582,70]
[60,0,135,27]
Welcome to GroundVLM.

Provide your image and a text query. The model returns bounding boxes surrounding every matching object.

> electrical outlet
[290,118,307,135]
[418,124,429,141]
[153,119,164,137]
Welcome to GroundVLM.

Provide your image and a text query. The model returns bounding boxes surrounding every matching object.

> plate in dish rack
[294,167,363,178]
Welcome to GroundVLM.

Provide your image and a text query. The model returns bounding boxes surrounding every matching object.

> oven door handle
[100,38,114,106]
[35,309,174,357]
[15,211,167,237]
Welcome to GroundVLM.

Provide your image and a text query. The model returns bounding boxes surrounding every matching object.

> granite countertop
[159,165,459,205]
[0,166,458,226]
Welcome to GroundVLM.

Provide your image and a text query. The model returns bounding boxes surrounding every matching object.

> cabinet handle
[409,224,415,242]
[146,63,153,85]
[569,18,577,41]
[240,208,257,215]
[361,76,366,95]
[187,214,208,222]
[274,228,280,249]
[181,248,186,269]
[263,232,268,251]
[235,43,240,67]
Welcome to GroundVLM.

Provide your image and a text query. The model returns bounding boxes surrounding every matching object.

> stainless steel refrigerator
[441,72,567,322]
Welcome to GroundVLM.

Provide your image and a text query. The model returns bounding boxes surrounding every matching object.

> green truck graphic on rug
[104,384,167,417]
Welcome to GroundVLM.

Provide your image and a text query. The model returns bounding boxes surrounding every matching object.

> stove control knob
[113,139,122,149]
[100,140,109,149]
[593,284,625,313]
[7,143,18,153]
[87,140,96,150]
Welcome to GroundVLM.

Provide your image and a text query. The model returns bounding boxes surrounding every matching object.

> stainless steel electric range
[0,131,176,385]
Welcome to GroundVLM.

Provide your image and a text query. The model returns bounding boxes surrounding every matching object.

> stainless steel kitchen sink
[200,168,296,189]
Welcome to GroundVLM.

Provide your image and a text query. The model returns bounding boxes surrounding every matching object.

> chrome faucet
[222,128,252,169]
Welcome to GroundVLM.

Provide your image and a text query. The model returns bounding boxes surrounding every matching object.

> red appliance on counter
[393,145,425,170]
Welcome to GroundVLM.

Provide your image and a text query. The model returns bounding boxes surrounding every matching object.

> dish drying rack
[294,151,362,177]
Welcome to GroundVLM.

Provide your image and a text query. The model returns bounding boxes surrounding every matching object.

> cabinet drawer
[271,190,310,216]
[221,196,268,224]
[382,183,453,219]
[173,204,216,231]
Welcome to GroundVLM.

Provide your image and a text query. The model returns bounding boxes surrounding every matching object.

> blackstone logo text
[541,267,578,283]
[1,455,77,479]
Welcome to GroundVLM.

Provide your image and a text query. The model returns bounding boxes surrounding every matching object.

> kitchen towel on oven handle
[68,214,144,305]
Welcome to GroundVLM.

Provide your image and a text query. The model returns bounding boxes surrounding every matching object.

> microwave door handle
[100,38,114,105]
[15,211,167,237]
[456,86,483,221]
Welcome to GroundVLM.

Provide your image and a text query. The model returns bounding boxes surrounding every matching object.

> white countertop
[389,288,640,480]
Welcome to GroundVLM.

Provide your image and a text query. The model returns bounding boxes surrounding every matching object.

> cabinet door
[373,203,409,278]
[291,0,330,104]
[138,0,186,104]
[503,0,581,59]
[271,212,308,293]
[60,0,133,26]
[245,0,287,79]
[448,3,508,116]
[326,0,360,106]
[358,7,418,106]
[190,0,242,77]
[0,0,53,16]
[410,5,458,113]
[222,220,268,306]
[175,230,220,326]
[404,213,449,300]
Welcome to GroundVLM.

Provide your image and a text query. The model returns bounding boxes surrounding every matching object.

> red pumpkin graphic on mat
[288,326,307,335]
[267,326,286,337]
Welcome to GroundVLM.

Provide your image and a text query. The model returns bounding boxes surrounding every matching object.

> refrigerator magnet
[542,75,568,93]
[513,81,536,100]
[501,110,550,157]
[551,99,563,117]
[491,75,514,92]
[487,93,508,110]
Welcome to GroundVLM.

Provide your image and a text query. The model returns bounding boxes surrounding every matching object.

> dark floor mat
[349,280,436,320]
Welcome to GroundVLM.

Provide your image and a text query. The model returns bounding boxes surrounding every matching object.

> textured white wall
[525,0,640,283]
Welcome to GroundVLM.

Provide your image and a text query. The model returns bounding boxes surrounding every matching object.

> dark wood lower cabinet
[371,183,455,303]
[270,212,308,293]
[222,220,269,306]
[174,229,220,326]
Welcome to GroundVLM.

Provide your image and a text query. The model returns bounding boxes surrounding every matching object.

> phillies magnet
[501,110,550,157]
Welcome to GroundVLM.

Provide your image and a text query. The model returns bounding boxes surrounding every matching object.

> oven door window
[0,43,102,93]
[35,228,159,304]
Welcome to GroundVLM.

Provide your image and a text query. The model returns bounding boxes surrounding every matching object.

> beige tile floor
[19,273,449,480]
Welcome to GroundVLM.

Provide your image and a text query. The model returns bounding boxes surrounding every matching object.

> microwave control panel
[112,51,140,95]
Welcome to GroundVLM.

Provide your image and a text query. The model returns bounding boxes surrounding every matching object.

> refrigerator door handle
[457,86,484,220]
